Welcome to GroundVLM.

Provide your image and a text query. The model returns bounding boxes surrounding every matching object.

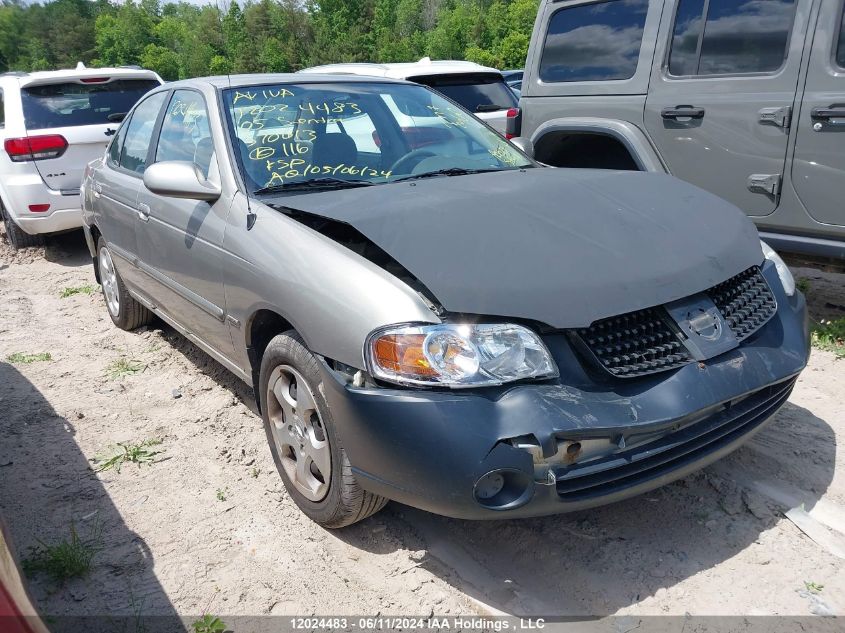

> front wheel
[260,331,388,527]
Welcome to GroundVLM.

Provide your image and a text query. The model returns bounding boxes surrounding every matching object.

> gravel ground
[1,229,844,620]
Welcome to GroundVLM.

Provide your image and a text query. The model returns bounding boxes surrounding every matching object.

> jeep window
[668,0,797,76]
[20,79,160,130]
[837,2,845,69]
[539,0,649,82]
[118,91,167,175]
[223,82,532,192]
[410,74,517,112]
[156,90,214,178]
[0,89,4,128]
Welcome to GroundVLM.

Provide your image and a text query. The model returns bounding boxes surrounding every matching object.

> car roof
[1,64,162,88]
[300,58,504,79]
[160,73,415,91]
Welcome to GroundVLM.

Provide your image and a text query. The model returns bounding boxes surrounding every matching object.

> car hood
[271,168,762,328]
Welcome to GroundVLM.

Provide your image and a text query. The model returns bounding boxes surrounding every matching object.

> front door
[135,89,235,358]
[790,0,845,227]
[645,0,811,216]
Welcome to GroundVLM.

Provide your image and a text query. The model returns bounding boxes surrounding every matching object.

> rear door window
[539,0,649,82]
[21,79,160,130]
[668,0,797,76]
[411,74,517,113]
[156,90,215,178]
[119,91,167,175]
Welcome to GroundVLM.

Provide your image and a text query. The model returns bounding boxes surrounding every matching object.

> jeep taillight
[505,107,521,140]
[4,135,68,162]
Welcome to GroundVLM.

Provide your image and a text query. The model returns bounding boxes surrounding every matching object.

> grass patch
[192,615,227,633]
[105,358,146,379]
[7,351,52,364]
[93,439,163,473]
[22,521,101,584]
[59,284,97,298]
[216,487,229,502]
[805,581,824,594]
[250,468,260,479]
[796,277,811,294]
[811,318,845,359]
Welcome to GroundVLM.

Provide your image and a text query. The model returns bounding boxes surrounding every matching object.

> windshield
[410,74,518,113]
[21,79,160,129]
[222,81,532,193]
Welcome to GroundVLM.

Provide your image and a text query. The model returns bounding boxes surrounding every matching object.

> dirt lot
[1,229,844,620]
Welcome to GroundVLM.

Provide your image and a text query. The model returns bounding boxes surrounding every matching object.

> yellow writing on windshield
[263,160,392,187]
[489,144,520,166]
[426,105,468,128]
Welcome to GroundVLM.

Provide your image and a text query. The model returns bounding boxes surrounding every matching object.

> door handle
[137,203,151,221]
[811,105,845,128]
[661,105,706,120]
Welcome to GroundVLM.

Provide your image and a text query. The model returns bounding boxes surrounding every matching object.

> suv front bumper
[319,263,810,520]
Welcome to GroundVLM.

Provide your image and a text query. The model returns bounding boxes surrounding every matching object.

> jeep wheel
[2,207,43,250]
[260,331,388,528]
[97,238,153,330]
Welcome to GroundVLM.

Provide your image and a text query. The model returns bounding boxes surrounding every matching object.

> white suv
[0,64,162,249]
[301,58,518,134]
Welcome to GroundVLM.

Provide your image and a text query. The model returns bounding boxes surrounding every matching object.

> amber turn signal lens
[373,334,437,377]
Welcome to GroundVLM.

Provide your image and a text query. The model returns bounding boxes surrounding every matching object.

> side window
[669,0,797,76]
[156,90,214,178]
[119,92,167,175]
[837,3,845,69]
[107,120,129,168]
[539,0,649,83]
[0,89,4,127]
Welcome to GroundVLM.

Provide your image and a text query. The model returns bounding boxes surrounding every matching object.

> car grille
[554,376,796,501]
[706,266,777,342]
[574,266,776,378]
[573,308,692,377]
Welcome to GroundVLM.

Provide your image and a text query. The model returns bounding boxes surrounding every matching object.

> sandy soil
[1,229,844,620]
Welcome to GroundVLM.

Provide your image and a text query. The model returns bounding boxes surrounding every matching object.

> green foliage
[192,615,227,633]
[811,318,845,358]
[0,0,538,75]
[105,357,146,379]
[7,351,52,364]
[23,521,102,584]
[93,438,163,473]
[60,284,96,298]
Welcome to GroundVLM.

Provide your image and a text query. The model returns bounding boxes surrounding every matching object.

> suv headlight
[366,323,558,388]
[761,240,795,296]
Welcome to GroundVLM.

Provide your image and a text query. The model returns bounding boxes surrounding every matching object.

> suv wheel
[1,205,43,250]
[260,331,388,528]
[97,238,153,330]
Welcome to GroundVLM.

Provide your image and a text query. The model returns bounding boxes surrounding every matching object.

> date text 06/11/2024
[289,617,547,630]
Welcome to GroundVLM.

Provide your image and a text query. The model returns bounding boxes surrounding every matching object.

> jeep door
[134,88,235,358]
[94,91,168,290]
[790,0,845,227]
[644,0,812,216]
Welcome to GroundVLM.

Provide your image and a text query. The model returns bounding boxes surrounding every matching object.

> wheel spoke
[305,428,331,482]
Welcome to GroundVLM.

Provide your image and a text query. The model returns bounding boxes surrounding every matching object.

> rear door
[644,0,812,216]
[20,77,160,193]
[409,73,518,133]
[790,0,845,227]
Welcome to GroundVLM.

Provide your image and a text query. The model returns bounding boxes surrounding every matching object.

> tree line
[0,0,539,80]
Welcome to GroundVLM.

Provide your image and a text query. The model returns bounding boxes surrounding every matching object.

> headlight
[366,323,558,387]
[761,240,795,296]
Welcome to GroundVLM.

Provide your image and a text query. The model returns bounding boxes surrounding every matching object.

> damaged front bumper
[319,264,811,520]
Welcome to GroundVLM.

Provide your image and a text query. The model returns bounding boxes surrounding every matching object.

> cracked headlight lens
[366,323,558,387]
[761,240,795,296]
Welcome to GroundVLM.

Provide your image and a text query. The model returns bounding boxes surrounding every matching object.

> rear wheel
[1,205,43,250]
[260,331,388,528]
[97,238,153,330]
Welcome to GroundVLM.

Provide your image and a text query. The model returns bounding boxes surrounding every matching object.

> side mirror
[143,161,221,202]
[509,136,534,159]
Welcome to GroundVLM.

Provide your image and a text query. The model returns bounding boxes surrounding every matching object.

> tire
[260,331,388,528]
[97,238,153,330]
[2,206,43,250]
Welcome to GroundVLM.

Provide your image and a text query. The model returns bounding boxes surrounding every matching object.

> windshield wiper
[392,167,501,183]
[475,104,507,113]
[254,178,375,195]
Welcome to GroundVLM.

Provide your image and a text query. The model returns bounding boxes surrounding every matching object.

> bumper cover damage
[319,263,811,519]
